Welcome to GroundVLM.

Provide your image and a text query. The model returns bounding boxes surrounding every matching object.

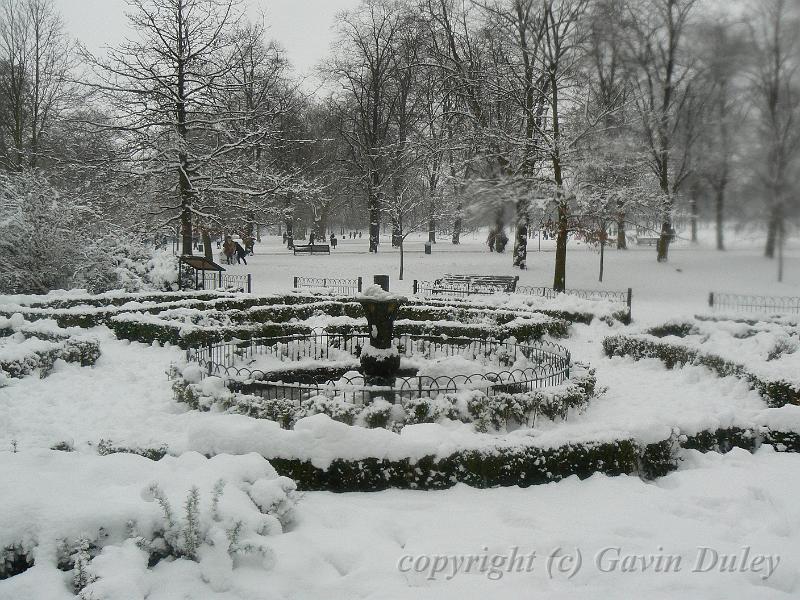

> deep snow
[1,235,800,599]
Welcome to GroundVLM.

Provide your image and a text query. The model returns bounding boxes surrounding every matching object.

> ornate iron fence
[412,281,632,315]
[516,285,632,307]
[187,332,571,404]
[708,292,800,315]
[293,276,363,295]
[202,272,252,293]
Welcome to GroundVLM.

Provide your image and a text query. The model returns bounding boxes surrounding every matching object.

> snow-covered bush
[75,236,179,293]
[173,365,599,434]
[0,172,179,294]
[0,333,101,379]
[0,451,298,596]
[603,333,800,407]
[299,395,361,425]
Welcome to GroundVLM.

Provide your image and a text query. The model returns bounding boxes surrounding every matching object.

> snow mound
[0,450,297,599]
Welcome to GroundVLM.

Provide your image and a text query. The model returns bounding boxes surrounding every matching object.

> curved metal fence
[708,292,800,315]
[516,285,630,305]
[293,276,362,295]
[187,333,571,404]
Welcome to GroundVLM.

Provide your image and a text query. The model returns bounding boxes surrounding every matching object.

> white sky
[52,0,360,83]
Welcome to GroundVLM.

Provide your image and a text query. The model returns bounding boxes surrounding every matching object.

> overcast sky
[52,0,360,83]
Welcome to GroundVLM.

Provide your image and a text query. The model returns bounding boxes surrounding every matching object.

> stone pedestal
[358,286,407,388]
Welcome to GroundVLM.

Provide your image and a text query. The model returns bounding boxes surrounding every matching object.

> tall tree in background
[747,0,800,279]
[328,0,408,253]
[625,0,698,262]
[537,0,591,290]
[695,16,744,251]
[0,0,74,170]
[586,0,634,249]
[82,0,284,256]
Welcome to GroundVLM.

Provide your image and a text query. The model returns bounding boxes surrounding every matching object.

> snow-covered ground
[224,229,800,324]
[2,237,800,599]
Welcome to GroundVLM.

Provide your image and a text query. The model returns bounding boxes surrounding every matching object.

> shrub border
[602,334,800,408]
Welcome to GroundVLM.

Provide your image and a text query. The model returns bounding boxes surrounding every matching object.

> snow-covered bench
[293,244,331,255]
[430,274,519,295]
[636,236,660,246]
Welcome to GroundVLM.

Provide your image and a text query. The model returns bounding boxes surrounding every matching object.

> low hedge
[322,319,569,342]
[0,338,100,378]
[236,422,800,492]
[269,439,648,492]
[603,334,800,407]
[108,316,313,348]
[25,290,236,310]
[408,297,598,326]
[0,293,344,329]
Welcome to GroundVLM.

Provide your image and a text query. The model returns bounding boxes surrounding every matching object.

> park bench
[636,236,660,246]
[293,244,331,255]
[430,274,519,295]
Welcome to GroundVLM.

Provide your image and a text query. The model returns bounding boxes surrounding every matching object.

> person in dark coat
[223,237,235,265]
[309,231,316,244]
[330,233,337,249]
[234,241,248,265]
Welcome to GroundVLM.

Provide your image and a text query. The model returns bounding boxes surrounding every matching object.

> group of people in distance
[221,235,252,265]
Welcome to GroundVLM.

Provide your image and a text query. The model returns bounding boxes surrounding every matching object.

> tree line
[0,0,798,292]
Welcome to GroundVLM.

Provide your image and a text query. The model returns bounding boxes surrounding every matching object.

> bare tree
[0,0,74,170]
[624,0,698,262]
[693,16,745,251]
[327,0,410,253]
[81,0,294,256]
[747,0,800,280]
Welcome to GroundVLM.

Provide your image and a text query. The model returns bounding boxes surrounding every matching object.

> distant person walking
[234,241,248,265]
[222,237,235,265]
[330,233,337,249]
[309,231,316,244]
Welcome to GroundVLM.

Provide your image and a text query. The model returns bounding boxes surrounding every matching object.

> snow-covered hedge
[0,451,297,597]
[0,319,100,379]
[269,437,650,491]
[603,334,800,407]
[173,364,599,433]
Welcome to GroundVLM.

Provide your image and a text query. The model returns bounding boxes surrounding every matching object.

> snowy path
[224,236,800,324]
[249,449,799,599]
[0,323,779,459]
[0,330,190,451]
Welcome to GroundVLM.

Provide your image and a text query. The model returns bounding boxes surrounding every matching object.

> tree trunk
[246,211,255,242]
[202,230,212,261]
[316,208,328,240]
[616,204,627,249]
[391,219,402,247]
[399,239,405,280]
[512,199,528,269]
[656,190,674,262]
[452,202,462,244]
[513,222,528,269]
[690,189,698,243]
[777,220,784,282]
[765,209,778,258]
[428,217,436,243]
[599,236,605,282]
[369,189,380,253]
[553,202,568,291]
[657,219,672,262]
[285,218,294,249]
[715,187,725,250]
